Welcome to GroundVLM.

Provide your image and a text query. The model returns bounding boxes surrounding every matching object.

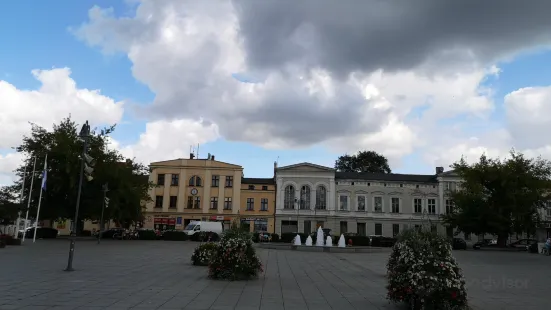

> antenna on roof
[197,143,200,159]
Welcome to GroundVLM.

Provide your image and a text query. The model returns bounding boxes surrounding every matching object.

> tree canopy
[442,151,551,245]
[335,150,392,173]
[6,117,152,227]
[0,185,19,226]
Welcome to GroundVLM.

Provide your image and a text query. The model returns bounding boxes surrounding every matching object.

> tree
[442,151,551,246]
[334,150,391,173]
[0,185,19,227]
[9,117,152,227]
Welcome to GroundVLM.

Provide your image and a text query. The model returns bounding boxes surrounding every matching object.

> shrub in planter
[163,231,189,241]
[208,233,263,280]
[386,229,468,310]
[191,242,217,266]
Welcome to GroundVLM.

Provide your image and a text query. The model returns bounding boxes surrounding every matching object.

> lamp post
[97,183,109,245]
[65,121,91,271]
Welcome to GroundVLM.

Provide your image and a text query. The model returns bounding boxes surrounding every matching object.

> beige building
[144,155,243,230]
[240,178,276,233]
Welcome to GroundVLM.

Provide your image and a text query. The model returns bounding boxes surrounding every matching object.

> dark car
[451,238,467,250]
[473,239,495,250]
[509,239,537,251]
[19,227,58,239]
[99,228,125,239]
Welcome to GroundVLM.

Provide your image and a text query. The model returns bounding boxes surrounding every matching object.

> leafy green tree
[0,185,20,226]
[335,150,392,173]
[9,117,152,228]
[442,151,551,246]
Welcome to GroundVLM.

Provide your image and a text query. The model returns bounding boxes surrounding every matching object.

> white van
[183,221,223,236]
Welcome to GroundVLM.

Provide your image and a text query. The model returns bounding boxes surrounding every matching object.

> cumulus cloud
[0,68,124,149]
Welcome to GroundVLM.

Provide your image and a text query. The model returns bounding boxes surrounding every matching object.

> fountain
[325,235,333,247]
[305,236,313,246]
[294,234,302,245]
[338,234,346,248]
[315,227,325,247]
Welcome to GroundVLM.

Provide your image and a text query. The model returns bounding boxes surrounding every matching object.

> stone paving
[0,240,549,310]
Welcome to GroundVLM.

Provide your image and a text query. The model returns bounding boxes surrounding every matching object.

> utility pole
[22,157,37,243]
[65,121,94,272]
[98,183,109,244]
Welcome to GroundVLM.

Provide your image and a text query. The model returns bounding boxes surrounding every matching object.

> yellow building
[240,178,276,233]
[144,155,244,231]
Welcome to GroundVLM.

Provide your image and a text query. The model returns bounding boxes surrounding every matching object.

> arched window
[284,185,295,209]
[189,176,202,186]
[316,185,327,210]
[300,185,311,209]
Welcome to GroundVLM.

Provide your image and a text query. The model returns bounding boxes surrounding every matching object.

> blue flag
[41,162,47,191]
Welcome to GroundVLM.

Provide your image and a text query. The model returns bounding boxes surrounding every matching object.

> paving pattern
[0,240,549,310]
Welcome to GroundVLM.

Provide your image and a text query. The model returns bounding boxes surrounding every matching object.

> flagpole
[22,157,37,243]
[14,164,28,239]
[33,154,47,243]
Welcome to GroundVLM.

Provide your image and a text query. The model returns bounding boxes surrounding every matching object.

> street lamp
[65,121,93,272]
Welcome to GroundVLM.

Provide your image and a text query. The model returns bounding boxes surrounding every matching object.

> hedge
[138,230,157,240]
[163,231,189,241]
[190,231,220,242]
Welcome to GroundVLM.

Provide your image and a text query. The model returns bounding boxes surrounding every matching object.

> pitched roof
[335,171,437,183]
[242,177,275,185]
[276,162,335,171]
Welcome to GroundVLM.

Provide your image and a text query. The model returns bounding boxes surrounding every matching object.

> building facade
[144,156,243,231]
[274,162,473,238]
[240,178,276,233]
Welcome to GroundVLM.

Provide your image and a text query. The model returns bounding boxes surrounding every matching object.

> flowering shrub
[387,229,468,310]
[191,242,217,266]
[208,234,263,280]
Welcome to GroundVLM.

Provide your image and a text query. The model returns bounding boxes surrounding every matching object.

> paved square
[0,240,549,310]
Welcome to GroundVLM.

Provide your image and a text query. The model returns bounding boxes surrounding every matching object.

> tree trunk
[497,233,508,246]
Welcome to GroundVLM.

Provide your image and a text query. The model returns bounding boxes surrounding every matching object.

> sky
[3,0,551,186]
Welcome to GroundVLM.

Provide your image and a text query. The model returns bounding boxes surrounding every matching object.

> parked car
[18,227,58,239]
[451,238,467,250]
[473,239,496,250]
[508,239,537,251]
[99,228,125,239]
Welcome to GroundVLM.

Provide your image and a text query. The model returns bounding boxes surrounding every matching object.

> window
[211,175,219,187]
[171,174,179,186]
[189,176,202,186]
[445,199,454,214]
[375,223,382,235]
[431,225,437,233]
[248,185,255,190]
[339,195,348,211]
[391,197,400,213]
[414,225,421,231]
[464,233,471,241]
[155,195,163,208]
[210,197,218,209]
[315,185,327,209]
[254,219,268,232]
[374,197,382,212]
[340,221,348,234]
[304,221,312,234]
[427,199,436,214]
[357,196,366,211]
[224,197,232,210]
[260,198,268,211]
[169,196,177,209]
[392,224,399,237]
[157,174,165,185]
[186,197,193,209]
[300,185,311,209]
[225,176,233,187]
[193,197,201,209]
[414,198,422,213]
[246,198,254,211]
[262,185,268,190]
[284,185,295,209]
[357,223,366,236]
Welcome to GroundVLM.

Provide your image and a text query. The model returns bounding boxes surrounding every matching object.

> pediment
[337,189,351,194]
[388,191,403,196]
[276,162,335,173]
[355,190,369,194]
[371,190,385,195]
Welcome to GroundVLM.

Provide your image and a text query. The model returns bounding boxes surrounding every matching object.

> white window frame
[356,195,367,211]
[373,196,383,212]
[427,198,436,214]
[413,198,422,213]
[339,194,349,211]
[390,197,400,213]
[445,199,454,214]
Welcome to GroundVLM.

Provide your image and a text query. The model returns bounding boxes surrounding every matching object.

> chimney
[211,155,215,161]
[190,153,195,159]
[436,167,444,174]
